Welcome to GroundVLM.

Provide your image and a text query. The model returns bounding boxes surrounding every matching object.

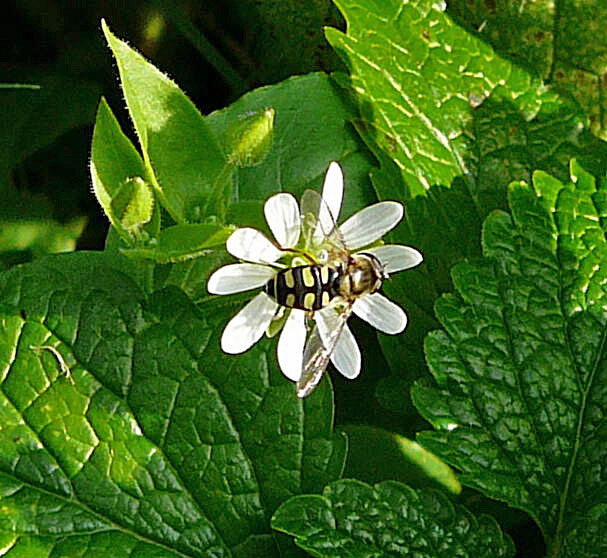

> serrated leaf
[326,0,601,202]
[90,98,159,242]
[122,223,235,263]
[101,20,229,223]
[413,162,607,556]
[0,252,346,557]
[272,479,514,557]
[326,0,607,418]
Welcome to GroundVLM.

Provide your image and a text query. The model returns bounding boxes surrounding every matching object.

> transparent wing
[296,304,354,398]
[300,189,349,265]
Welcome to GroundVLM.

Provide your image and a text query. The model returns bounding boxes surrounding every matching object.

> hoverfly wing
[296,305,353,398]
[300,189,348,263]
[296,322,327,398]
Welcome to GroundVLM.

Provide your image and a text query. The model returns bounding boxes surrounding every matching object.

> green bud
[225,107,275,167]
[111,176,155,233]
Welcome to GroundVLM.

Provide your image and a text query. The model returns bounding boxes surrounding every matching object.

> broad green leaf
[123,223,235,263]
[272,479,514,557]
[448,0,607,139]
[101,20,229,223]
[0,251,346,557]
[413,162,607,556]
[341,425,460,493]
[90,98,158,242]
[206,73,378,221]
[326,0,602,202]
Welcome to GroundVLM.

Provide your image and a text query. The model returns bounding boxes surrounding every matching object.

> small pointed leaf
[90,98,159,242]
[101,20,229,223]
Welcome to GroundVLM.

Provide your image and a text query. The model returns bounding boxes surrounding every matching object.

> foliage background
[3,1,607,557]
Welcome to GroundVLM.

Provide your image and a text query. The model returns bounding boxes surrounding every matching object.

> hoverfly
[263,188,388,397]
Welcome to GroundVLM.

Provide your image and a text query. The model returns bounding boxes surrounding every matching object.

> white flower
[207,162,423,387]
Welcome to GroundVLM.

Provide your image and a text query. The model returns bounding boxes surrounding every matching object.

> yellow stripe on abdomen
[303,292,316,310]
[301,267,315,287]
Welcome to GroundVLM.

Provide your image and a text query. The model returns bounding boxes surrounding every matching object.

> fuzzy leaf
[272,479,514,557]
[90,98,159,241]
[101,20,228,223]
[0,252,346,557]
[413,162,607,557]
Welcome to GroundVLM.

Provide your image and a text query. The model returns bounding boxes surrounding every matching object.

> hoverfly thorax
[336,252,386,301]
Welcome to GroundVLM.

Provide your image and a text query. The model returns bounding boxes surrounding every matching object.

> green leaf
[413,162,607,556]
[123,223,235,263]
[101,20,229,223]
[90,98,158,242]
[326,0,601,202]
[448,0,607,140]
[0,251,346,557]
[272,479,514,557]
[206,73,378,221]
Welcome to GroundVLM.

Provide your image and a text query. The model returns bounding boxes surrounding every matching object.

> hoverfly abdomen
[265,265,338,311]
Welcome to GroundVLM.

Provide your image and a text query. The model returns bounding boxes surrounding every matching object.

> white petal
[277,309,307,381]
[221,292,278,354]
[340,202,403,250]
[320,161,344,226]
[316,306,361,379]
[364,244,423,274]
[226,228,283,263]
[264,193,301,249]
[353,292,407,334]
[208,263,275,295]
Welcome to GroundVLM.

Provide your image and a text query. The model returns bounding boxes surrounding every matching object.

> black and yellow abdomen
[264,265,339,311]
